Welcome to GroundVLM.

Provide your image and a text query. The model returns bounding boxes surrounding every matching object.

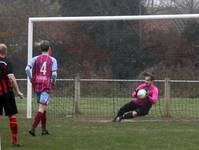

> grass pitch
[1,96,199,150]
[1,118,199,150]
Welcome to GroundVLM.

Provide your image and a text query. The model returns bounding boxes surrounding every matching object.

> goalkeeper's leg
[122,107,151,120]
[122,111,138,119]
[113,101,135,122]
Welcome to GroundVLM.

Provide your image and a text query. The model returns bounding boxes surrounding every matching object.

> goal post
[27,14,199,118]
[27,20,33,118]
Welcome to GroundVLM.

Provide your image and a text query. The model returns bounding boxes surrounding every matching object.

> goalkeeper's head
[40,40,50,52]
[143,72,155,86]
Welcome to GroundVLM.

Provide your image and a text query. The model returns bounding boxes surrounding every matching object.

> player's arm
[25,56,37,82]
[52,71,57,85]
[25,66,32,81]
[131,88,138,97]
[7,61,23,98]
[131,84,144,98]
[8,74,23,99]
[51,58,58,85]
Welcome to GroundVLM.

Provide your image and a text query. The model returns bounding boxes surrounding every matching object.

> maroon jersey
[32,55,53,93]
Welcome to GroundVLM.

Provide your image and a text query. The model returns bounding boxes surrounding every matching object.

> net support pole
[164,78,171,117]
[74,74,80,117]
[27,20,33,119]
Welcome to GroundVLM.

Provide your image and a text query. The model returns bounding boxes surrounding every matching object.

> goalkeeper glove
[146,91,152,98]
[134,89,139,97]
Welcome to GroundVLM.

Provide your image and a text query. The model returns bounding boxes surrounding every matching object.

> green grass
[1,118,199,150]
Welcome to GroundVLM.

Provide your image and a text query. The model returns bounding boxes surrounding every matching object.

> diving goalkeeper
[113,72,158,122]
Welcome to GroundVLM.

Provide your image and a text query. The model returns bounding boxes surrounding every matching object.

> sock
[41,111,46,130]
[9,116,18,144]
[123,112,134,119]
[32,112,42,129]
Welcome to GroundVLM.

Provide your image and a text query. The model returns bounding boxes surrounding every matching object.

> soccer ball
[137,89,147,99]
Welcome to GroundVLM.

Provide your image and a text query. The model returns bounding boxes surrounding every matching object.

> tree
[143,0,199,14]
[59,0,142,16]
[0,0,60,77]
[174,0,199,13]
[57,0,152,78]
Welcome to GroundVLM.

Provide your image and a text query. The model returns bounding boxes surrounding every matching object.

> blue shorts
[36,92,49,105]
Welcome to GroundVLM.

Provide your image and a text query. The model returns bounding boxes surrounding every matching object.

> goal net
[26,14,199,120]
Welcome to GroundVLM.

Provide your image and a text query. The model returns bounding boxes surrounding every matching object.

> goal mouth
[26,14,199,120]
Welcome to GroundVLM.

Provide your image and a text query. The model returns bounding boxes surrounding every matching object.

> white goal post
[27,14,199,118]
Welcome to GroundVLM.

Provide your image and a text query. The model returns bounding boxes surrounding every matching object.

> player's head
[0,43,7,57]
[40,40,50,52]
[143,72,154,86]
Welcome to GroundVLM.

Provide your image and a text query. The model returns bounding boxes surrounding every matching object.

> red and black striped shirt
[0,57,13,96]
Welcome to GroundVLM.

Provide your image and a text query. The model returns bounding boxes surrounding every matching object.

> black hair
[143,72,155,81]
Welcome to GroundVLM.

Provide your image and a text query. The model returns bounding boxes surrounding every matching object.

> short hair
[40,40,50,52]
[143,72,155,81]
[0,43,7,55]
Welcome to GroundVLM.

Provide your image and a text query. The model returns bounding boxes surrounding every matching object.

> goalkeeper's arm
[131,84,144,98]
[146,88,159,104]
[131,89,138,98]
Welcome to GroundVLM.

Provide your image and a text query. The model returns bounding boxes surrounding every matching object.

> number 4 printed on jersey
[40,61,47,75]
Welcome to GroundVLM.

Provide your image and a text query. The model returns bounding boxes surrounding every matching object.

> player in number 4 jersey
[25,40,58,136]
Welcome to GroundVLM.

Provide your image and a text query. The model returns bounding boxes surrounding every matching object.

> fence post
[74,74,81,117]
[164,78,171,117]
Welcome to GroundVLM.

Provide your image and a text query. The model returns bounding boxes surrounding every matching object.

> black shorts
[133,103,151,116]
[0,92,18,116]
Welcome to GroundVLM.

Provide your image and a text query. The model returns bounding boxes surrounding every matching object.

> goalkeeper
[113,72,158,122]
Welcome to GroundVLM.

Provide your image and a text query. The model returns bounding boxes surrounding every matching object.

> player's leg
[0,95,3,116]
[122,106,151,120]
[0,95,3,127]
[39,92,50,135]
[29,93,42,136]
[8,115,22,147]
[4,92,22,146]
[29,92,50,136]
[113,101,136,122]
[121,110,138,120]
